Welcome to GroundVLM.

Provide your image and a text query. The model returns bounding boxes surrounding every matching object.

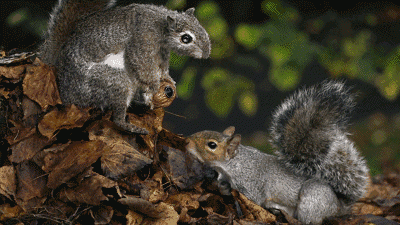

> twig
[164,110,186,119]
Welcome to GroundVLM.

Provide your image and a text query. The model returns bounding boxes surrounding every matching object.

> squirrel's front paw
[218,180,232,196]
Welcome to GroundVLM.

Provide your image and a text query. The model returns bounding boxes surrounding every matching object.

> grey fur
[40,0,211,134]
[270,80,369,204]
[186,80,369,224]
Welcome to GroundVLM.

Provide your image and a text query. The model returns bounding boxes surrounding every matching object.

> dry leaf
[59,171,117,205]
[373,196,400,217]
[120,173,166,204]
[177,207,193,223]
[234,220,279,225]
[88,120,124,141]
[142,202,180,225]
[0,87,14,98]
[90,205,114,224]
[46,141,108,189]
[32,142,71,168]
[38,104,90,139]
[157,129,186,150]
[0,166,16,200]
[165,192,201,223]
[0,204,24,221]
[128,171,166,203]
[127,108,165,158]
[366,182,399,200]
[126,210,144,225]
[23,58,61,110]
[15,160,48,211]
[6,125,36,146]
[101,144,153,180]
[165,193,201,211]
[324,214,399,225]
[198,193,231,216]
[0,65,26,81]
[128,108,164,135]
[352,203,383,215]
[121,196,179,225]
[30,198,78,223]
[353,177,400,217]
[198,213,234,224]
[9,131,54,163]
[119,196,161,217]
[21,96,42,126]
[232,190,276,223]
[88,120,153,180]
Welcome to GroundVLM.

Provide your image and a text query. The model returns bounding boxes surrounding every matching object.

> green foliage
[176,67,197,100]
[235,24,263,50]
[196,1,220,21]
[7,8,29,26]
[269,66,300,91]
[7,7,47,37]
[166,0,186,10]
[201,68,257,118]
[169,52,188,70]
[238,91,258,117]
[196,1,234,59]
[351,113,400,175]
[168,0,400,119]
[376,46,400,101]
[257,23,314,91]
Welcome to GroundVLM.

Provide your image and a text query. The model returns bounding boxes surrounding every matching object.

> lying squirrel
[186,80,369,224]
[40,0,211,134]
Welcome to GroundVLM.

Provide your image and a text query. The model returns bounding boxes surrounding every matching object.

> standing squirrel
[39,0,211,134]
[186,80,369,224]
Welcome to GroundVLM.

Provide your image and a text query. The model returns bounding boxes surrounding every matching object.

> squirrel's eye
[207,141,217,150]
[181,34,193,44]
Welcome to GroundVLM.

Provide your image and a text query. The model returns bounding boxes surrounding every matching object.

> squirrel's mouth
[192,50,204,59]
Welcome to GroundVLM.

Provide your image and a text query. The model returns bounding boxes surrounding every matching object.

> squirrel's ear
[223,126,235,137]
[226,134,241,159]
[185,7,195,16]
[167,16,176,30]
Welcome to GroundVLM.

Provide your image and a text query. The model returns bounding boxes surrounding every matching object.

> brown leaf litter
[0,52,399,225]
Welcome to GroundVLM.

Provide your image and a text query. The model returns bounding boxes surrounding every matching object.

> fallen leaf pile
[0,52,399,224]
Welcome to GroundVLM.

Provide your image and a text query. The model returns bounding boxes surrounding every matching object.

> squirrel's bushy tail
[39,0,116,65]
[270,80,369,203]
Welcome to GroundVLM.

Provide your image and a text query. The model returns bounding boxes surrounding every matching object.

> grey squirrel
[39,0,211,134]
[186,80,369,224]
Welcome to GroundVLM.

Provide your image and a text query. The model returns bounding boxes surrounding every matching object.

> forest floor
[0,52,399,225]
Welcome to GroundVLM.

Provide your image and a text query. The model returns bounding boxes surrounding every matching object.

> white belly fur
[102,51,125,69]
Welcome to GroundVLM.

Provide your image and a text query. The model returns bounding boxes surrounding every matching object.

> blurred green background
[1,0,400,175]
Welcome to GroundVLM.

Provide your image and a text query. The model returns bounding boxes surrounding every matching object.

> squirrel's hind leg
[111,104,149,135]
[295,179,341,224]
[85,65,149,135]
